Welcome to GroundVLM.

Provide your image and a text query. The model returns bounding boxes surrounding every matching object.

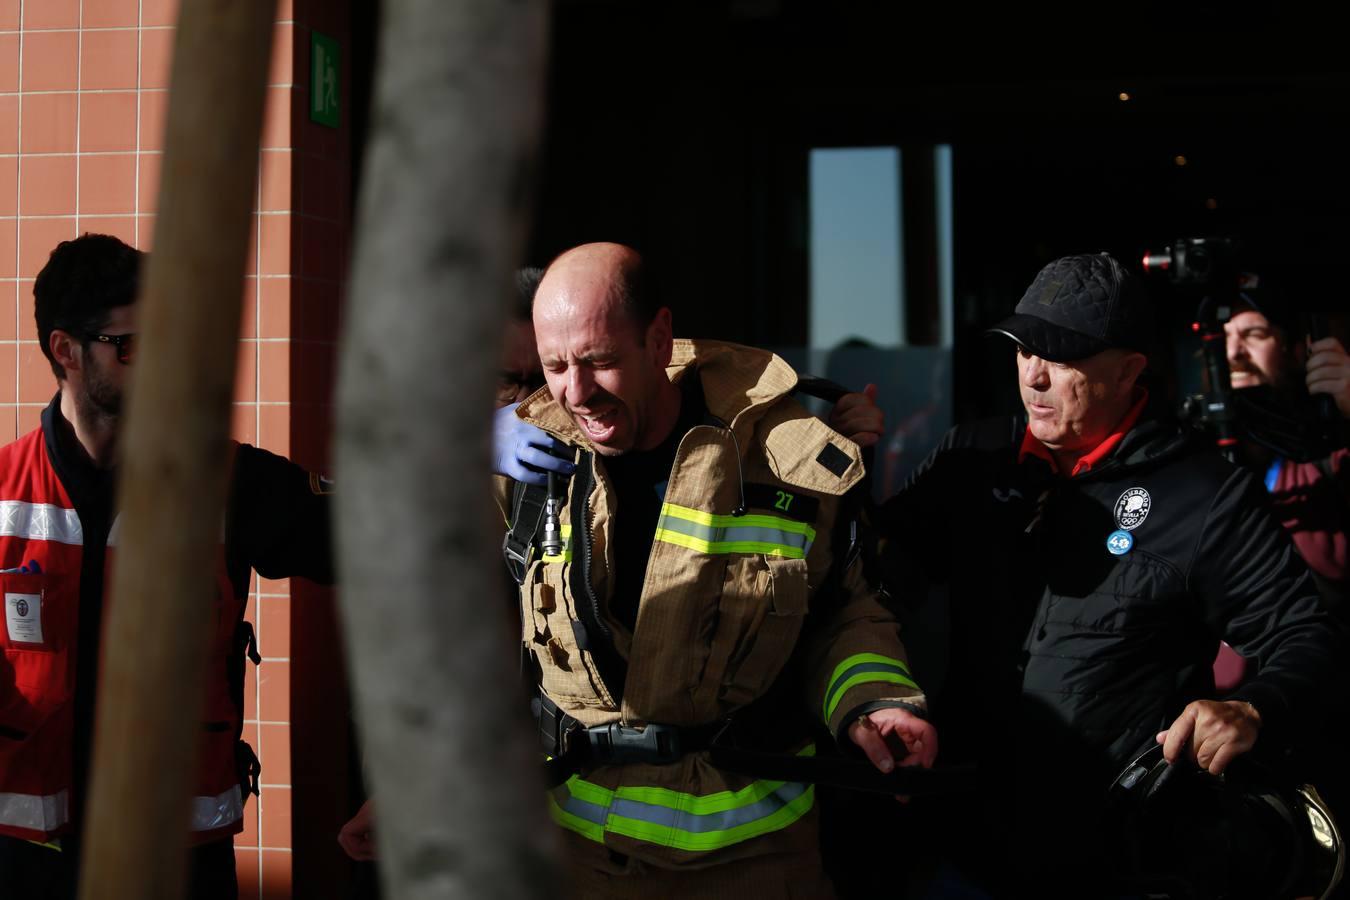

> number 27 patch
[743,483,820,523]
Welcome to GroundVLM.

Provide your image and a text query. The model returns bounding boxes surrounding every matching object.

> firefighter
[338,262,893,875]
[492,242,934,897]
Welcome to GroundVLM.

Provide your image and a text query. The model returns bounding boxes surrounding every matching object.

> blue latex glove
[493,403,575,485]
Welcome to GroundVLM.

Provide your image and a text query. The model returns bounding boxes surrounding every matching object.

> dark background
[340,6,1350,897]
[523,2,1350,423]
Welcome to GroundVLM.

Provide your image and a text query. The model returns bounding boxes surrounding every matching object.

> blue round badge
[1106,530,1133,556]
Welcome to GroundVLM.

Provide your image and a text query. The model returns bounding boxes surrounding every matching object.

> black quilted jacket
[875,413,1344,890]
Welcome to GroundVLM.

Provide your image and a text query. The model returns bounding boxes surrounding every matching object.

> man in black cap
[874,253,1343,898]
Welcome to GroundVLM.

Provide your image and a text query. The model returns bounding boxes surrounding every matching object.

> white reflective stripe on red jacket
[0,500,83,545]
[0,788,69,833]
[0,787,240,835]
[191,786,243,832]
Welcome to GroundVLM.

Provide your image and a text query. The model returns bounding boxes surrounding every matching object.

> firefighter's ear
[646,307,673,369]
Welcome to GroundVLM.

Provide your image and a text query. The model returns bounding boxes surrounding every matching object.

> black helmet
[1106,743,1344,900]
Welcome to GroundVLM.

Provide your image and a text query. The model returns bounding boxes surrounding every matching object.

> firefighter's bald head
[531,243,679,456]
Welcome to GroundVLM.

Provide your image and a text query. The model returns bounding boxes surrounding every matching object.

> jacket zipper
[568,448,625,703]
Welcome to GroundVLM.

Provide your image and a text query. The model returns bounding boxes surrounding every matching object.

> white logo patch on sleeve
[1114,487,1152,531]
[5,592,43,643]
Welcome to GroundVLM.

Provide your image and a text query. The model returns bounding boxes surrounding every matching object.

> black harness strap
[536,677,975,797]
[503,481,548,585]
[539,715,975,796]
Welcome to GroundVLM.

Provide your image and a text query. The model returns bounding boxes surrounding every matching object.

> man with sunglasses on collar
[875,253,1343,898]
[0,234,333,899]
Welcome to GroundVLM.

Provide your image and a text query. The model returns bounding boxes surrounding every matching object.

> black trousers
[0,834,238,900]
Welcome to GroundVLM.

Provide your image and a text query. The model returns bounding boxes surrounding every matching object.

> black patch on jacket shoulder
[743,483,820,523]
[816,443,852,478]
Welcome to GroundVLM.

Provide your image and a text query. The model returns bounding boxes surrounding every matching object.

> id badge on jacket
[2,567,49,651]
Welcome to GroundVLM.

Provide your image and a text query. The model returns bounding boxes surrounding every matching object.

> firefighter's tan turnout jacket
[507,339,925,869]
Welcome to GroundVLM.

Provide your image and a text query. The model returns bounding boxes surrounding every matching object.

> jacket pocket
[713,555,810,711]
[532,562,612,707]
[0,572,73,728]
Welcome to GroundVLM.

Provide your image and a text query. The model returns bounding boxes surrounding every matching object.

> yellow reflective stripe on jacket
[654,503,816,559]
[547,745,817,852]
[543,523,572,563]
[823,653,918,722]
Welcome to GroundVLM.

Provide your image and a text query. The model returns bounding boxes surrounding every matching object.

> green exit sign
[310,31,340,128]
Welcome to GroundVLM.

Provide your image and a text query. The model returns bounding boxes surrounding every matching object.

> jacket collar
[41,392,116,509]
[1016,414,1193,484]
[516,338,798,449]
[1019,389,1150,477]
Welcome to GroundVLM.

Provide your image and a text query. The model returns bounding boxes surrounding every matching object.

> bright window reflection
[809,147,904,350]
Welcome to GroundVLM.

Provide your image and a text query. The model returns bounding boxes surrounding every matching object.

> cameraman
[1223,282,1350,889]
[1224,279,1350,610]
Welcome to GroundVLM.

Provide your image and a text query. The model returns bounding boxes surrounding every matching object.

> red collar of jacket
[1018,389,1149,477]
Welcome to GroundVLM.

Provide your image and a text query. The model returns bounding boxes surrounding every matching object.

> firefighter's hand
[848,707,938,772]
[1306,336,1350,418]
[493,403,575,486]
[338,798,377,861]
[829,384,884,448]
[1156,699,1261,775]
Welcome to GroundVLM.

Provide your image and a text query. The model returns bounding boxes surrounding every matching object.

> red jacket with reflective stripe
[0,427,247,843]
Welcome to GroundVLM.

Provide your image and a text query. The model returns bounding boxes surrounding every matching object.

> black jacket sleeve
[876,419,1024,581]
[225,444,335,586]
[1190,464,1347,743]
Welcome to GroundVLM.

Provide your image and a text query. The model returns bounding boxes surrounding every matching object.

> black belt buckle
[585,723,683,766]
[502,532,533,586]
[536,693,573,759]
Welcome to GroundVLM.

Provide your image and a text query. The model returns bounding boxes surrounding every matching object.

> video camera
[1141,236,1344,462]
[1142,237,1238,288]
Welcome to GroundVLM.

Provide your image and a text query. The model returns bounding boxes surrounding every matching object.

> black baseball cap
[987,253,1155,362]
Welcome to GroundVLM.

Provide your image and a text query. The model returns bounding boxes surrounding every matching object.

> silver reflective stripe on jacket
[655,503,815,559]
[0,501,83,546]
[191,785,244,832]
[0,788,69,833]
[548,746,821,852]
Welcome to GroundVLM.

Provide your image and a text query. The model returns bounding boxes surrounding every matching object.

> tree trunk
[77,3,276,899]
[335,2,553,898]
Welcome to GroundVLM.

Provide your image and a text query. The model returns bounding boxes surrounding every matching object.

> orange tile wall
[0,2,354,898]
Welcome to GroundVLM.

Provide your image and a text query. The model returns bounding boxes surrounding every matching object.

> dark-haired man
[0,234,332,898]
[491,266,577,487]
[877,253,1342,897]
[1222,280,1350,607]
